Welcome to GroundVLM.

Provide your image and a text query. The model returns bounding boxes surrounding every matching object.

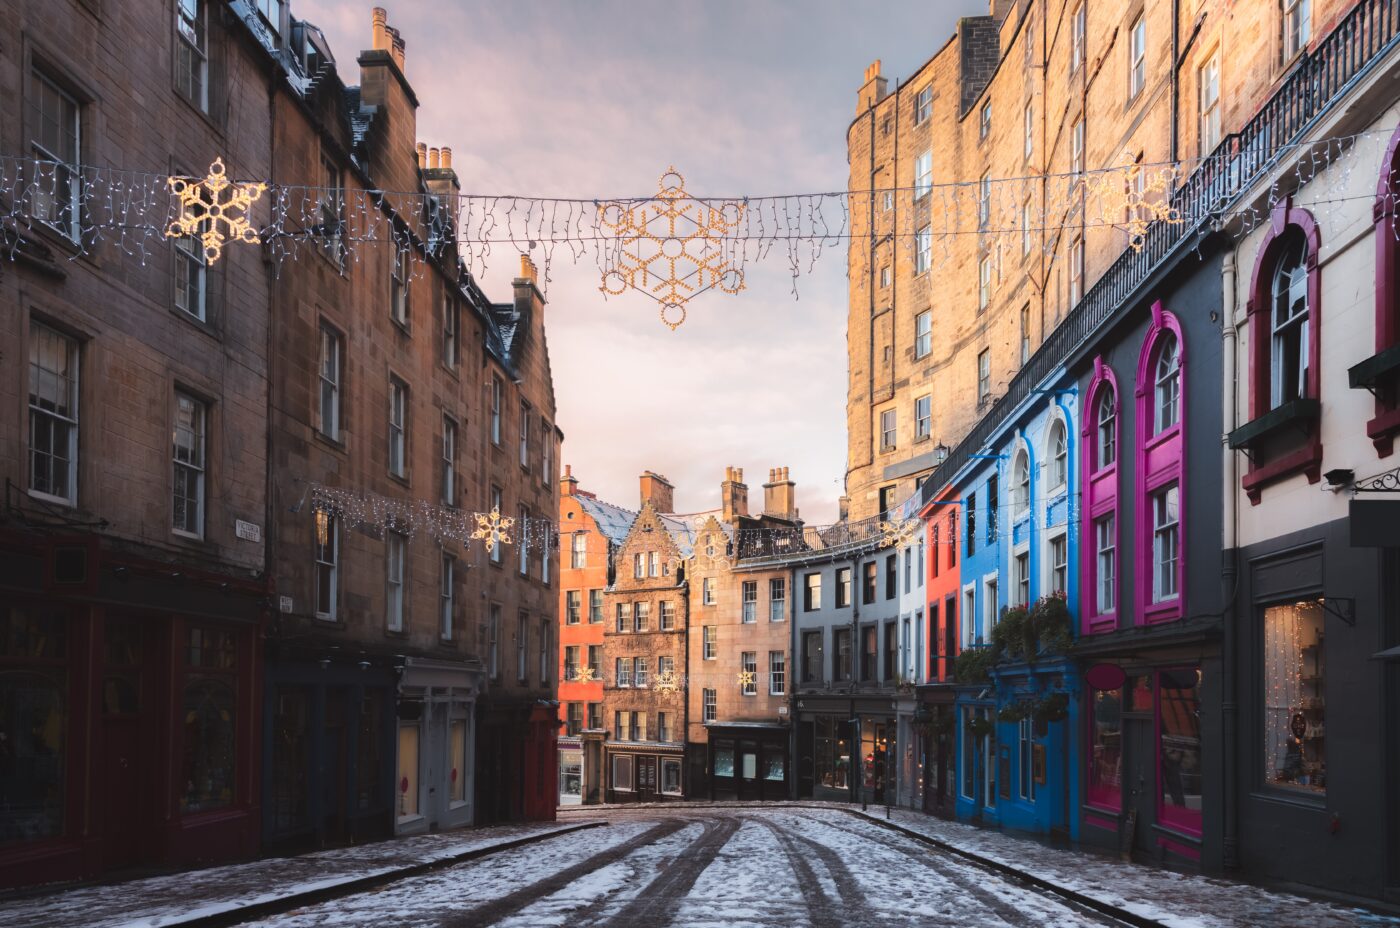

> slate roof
[576,496,637,547]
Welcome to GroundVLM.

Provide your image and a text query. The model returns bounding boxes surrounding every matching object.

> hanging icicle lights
[0,128,1389,326]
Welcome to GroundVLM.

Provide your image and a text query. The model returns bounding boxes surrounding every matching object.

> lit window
[314,511,338,619]
[28,323,79,504]
[1263,600,1325,794]
[172,391,207,537]
[1151,485,1180,602]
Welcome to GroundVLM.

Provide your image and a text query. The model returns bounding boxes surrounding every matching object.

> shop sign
[1086,663,1127,691]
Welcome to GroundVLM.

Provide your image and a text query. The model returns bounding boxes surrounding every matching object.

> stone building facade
[844,0,1362,521]
[0,0,274,887]
[556,466,633,806]
[258,7,561,837]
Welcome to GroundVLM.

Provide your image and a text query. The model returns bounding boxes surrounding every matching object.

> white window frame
[880,265,892,288]
[489,486,503,564]
[983,574,999,643]
[703,577,716,605]
[742,580,758,623]
[880,408,897,451]
[769,578,786,622]
[519,401,530,470]
[171,390,207,538]
[1048,531,1068,596]
[769,650,785,695]
[1047,418,1068,492]
[916,225,932,274]
[386,531,406,632]
[176,0,209,113]
[489,374,502,446]
[1151,485,1180,603]
[314,511,338,620]
[661,599,676,630]
[1097,388,1117,467]
[173,229,207,322]
[979,100,991,140]
[979,254,993,309]
[1154,333,1181,434]
[703,625,717,660]
[1270,240,1310,409]
[441,415,457,505]
[1199,54,1221,158]
[440,552,455,640]
[1071,3,1086,72]
[1023,102,1034,160]
[1013,548,1030,608]
[1012,448,1030,519]
[1021,198,1034,257]
[741,652,757,696]
[391,247,410,326]
[978,172,991,228]
[572,532,588,569]
[27,320,80,507]
[318,325,341,441]
[914,150,932,199]
[977,349,991,404]
[914,310,932,359]
[1071,119,1084,175]
[443,298,459,369]
[30,70,82,241]
[914,85,933,124]
[703,688,717,723]
[1095,514,1116,614]
[1128,14,1146,99]
[962,582,977,649]
[915,394,932,439]
[1070,235,1084,304]
[388,377,407,478]
[1283,0,1311,61]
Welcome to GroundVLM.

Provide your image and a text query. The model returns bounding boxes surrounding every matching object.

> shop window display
[0,607,67,843]
[1158,667,1203,833]
[1088,687,1123,810]
[181,676,236,813]
[1264,601,1326,794]
[814,716,850,789]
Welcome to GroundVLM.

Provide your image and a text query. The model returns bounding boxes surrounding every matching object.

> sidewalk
[0,820,600,928]
[854,806,1400,928]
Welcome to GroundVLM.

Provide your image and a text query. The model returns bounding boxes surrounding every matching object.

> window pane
[1263,602,1325,794]
[1158,668,1203,831]
[181,676,236,812]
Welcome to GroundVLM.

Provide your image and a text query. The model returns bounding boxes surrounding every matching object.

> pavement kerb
[849,809,1164,928]
[158,820,607,928]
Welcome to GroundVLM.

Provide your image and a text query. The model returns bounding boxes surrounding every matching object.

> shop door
[323,688,349,841]
[738,742,760,800]
[101,618,152,870]
[637,756,657,800]
[796,721,815,798]
[1123,718,1157,859]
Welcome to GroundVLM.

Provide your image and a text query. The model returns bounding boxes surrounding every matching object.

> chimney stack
[639,471,674,513]
[416,142,427,168]
[721,466,749,523]
[762,467,798,521]
[561,463,578,497]
[857,59,888,113]
[370,8,406,68]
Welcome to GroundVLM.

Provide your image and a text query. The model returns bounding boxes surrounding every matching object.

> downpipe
[1221,250,1241,870]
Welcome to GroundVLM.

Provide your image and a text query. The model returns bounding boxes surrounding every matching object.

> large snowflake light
[1083,157,1182,252]
[165,158,266,263]
[470,507,514,553]
[599,167,746,329]
[880,518,920,550]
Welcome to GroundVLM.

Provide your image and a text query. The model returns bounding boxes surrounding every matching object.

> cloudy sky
[300,0,982,522]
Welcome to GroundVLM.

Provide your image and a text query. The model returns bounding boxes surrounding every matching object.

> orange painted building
[918,481,962,817]
[556,466,635,805]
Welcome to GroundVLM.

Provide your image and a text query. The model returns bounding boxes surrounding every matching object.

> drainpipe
[851,553,861,806]
[1170,0,1180,163]
[1221,250,1241,870]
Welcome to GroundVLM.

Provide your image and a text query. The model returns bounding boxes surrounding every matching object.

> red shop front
[0,534,264,888]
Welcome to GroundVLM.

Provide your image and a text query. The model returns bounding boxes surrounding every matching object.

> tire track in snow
[806,815,1124,927]
[438,818,689,927]
[592,815,742,927]
[755,818,857,928]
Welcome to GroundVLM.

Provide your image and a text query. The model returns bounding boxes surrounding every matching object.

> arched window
[1096,388,1116,468]
[1270,231,1310,408]
[1012,448,1030,518]
[1235,203,1322,501]
[1153,332,1180,435]
[1135,303,1185,625]
[1366,123,1400,454]
[1047,419,1068,490]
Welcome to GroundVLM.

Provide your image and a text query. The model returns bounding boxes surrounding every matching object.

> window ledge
[1228,398,1320,450]
[1349,343,1400,391]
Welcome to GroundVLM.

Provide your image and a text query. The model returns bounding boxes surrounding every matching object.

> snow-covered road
[241,808,1125,927]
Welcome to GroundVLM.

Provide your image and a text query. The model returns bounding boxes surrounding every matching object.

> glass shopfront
[1088,687,1123,811]
[814,716,850,790]
[559,749,582,804]
[1263,601,1325,795]
[1157,668,1202,835]
[0,607,67,845]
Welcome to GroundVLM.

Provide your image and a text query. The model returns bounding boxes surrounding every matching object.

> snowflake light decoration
[575,665,598,684]
[689,529,730,574]
[654,668,681,695]
[1082,157,1182,252]
[880,518,920,549]
[165,158,266,264]
[599,167,746,329]
[736,669,756,689]
[470,507,514,553]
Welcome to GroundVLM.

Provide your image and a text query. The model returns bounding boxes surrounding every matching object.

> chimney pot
[428,147,440,169]
[416,142,427,168]
[440,147,452,169]
[372,7,387,50]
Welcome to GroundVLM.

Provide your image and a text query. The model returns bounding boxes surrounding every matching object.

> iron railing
[917,0,1400,512]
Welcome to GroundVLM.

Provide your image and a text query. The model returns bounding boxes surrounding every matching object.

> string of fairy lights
[0,126,1392,330]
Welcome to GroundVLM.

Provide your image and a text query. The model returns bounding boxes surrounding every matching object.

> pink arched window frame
[1242,202,1323,502]
[1369,126,1400,455]
[1080,356,1119,635]
[1135,302,1185,626]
